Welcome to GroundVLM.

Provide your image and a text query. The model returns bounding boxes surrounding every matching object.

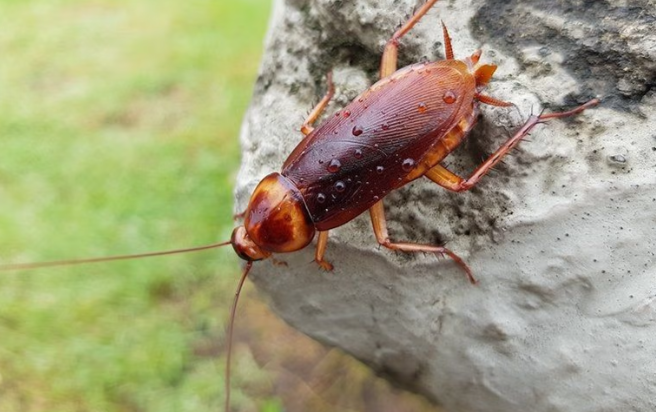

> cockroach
[1,0,599,410]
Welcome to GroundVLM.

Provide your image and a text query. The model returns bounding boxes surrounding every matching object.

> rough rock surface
[234,1,656,411]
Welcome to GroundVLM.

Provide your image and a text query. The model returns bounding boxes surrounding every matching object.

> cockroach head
[231,226,270,261]
[237,172,315,258]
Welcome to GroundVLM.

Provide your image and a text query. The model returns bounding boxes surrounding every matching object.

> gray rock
[235,1,656,411]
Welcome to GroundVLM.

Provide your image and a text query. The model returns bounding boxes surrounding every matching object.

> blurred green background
[0,0,273,410]
[0,1,441,411]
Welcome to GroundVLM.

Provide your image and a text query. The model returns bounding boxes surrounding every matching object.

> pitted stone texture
[235,1,656,411]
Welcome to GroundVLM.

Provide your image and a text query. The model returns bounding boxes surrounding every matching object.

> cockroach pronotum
[1,0,599,410]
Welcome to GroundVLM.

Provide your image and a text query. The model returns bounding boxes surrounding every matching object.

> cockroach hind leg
[425,99,597,194]
[538,98,600,121]
[385,240,476,284]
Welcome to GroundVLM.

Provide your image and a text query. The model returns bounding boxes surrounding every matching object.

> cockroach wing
[282,61,476,231]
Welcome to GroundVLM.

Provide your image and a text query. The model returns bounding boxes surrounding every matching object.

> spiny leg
[368,202,476,284]
[314,230,333,271]
[380,0,440,78]
[300,71,335,136]
[425,99,600,192]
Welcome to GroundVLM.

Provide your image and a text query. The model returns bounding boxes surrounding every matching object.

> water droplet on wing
[327,159,341,173]
[443,91,456,104]
[402,158,415,171]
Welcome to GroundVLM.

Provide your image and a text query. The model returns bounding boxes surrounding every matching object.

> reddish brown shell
[282,60,477,231]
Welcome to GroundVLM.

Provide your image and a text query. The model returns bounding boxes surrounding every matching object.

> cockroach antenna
[0,239,252,412]
[224,261,252,412]
[0,241,231,271]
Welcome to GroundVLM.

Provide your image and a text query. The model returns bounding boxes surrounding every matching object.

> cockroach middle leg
[381,0,439,77]
[314,231,333,271]
[368,202,477,284]
[476,93,513,108]
[424,164,465,192]
[300,71,335,136]
[425,99,600,192]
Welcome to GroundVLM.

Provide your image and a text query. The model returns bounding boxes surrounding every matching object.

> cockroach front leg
[300,72,335,136]
[314,231,333,271]
[368,202,477,284]
[425,99,600,192]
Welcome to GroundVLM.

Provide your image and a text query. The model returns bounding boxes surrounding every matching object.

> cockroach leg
[476,93,513,107]
[381,0,439,77]
[538,98,599,120]
[424,164,465,192]
[424,99,600,192]
[314,230,334,271]
[369,202,477,284]
[300,71,335,136]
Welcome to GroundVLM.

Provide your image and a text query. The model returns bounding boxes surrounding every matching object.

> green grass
[0,0,272,410]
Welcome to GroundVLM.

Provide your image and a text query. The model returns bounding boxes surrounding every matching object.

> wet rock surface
[235,1,656,411]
